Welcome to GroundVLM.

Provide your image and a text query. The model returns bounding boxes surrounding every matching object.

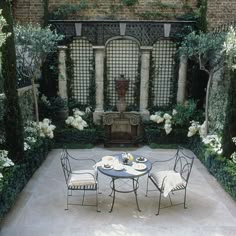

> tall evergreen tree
[0,1,24,162]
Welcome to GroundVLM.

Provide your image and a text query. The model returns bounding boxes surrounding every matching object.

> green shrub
[189,138,236,201]
[0,138,52,221]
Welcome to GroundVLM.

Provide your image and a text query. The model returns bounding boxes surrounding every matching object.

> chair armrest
[65,149,97,165]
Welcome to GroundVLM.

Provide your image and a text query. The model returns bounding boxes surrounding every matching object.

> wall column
[139,46,152,121]
[177,56,188,103]
[93,46,105,125]
[58,46,68,99]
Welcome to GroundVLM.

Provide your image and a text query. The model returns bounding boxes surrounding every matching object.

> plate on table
[102,164,113,170]
[132,163,147,171]
[136,157,147,163]
[113,164,124,171]
[102,156,115,162]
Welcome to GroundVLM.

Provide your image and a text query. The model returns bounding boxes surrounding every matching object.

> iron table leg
[109,178,116,213]
[133,178,141,212]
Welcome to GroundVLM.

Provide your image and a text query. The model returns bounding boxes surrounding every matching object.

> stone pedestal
[103,112,141,146]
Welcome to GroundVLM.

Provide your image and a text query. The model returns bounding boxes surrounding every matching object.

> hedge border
[0,139,52,221]
[188,137,236,201]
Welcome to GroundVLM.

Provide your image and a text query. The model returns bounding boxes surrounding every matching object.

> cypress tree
[222,69,236,158]
[0,1,24,162]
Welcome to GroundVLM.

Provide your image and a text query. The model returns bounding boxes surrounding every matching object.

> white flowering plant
[149,100,202,135]
[202,134,223,155]
[0,149,14,182]
[65,108,89,130]
[230,137,236,163]
[37,118,56,139]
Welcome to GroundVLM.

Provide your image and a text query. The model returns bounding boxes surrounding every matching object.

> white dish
[132,163,146,171]
[102,156,115,162]
[102,165,113,170]
[136,157,147,163]
[113,165,124,171]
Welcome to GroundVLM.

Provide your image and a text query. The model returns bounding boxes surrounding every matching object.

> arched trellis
[68,37,95,105]
[105,36,141,110]
[151,39,177,108]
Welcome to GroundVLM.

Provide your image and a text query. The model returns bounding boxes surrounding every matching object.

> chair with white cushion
[146,147,194,215]
[60,149,100,212]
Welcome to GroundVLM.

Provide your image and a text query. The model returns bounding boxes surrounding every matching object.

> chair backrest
[61,149,72,185]
[173,147,194,184]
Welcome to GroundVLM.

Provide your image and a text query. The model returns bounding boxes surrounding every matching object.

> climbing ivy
[48,1,89,20]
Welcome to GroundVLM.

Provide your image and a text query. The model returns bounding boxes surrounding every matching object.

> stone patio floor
[0,145,236,236]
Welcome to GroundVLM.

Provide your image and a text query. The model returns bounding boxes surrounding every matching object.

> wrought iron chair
[146,147,194,215]
[60,149,100,212]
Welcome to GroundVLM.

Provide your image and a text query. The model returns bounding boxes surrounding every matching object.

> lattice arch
[69,37,94,104]
[151,39,177,107]
[105,37,140,110]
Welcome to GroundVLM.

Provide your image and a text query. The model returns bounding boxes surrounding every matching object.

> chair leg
[65,189,69,210]
[96,188,101,212]
[145,176,149,197]
[156,190,162,216]
[184,188,187,209]
[82,189,86,205]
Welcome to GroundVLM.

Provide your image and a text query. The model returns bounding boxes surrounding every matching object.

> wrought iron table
[98,153,152,212]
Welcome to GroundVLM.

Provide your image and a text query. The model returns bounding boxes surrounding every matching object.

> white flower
[164,123,172,135]
[202,134,222,154]
[65,109,88,130]
[0,172,3,179]
[163,113,172,120]
[37,118,56,139]
[187,120,200,137]
[172,109,177,115]
[24,142,31,151]
[73,108,85,117]
[150,114,158,122]
[85,106,92,113]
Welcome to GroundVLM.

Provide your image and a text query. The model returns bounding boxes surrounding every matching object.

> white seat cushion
[68,169,97,187]
[150,170,185,197]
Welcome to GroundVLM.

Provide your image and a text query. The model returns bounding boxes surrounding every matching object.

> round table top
[97,153,152,178]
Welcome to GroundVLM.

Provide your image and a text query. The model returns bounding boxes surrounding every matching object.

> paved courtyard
[1,146,236,236]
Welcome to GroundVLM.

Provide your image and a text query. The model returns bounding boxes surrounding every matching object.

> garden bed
[0,138,52,221]
[189,137,236,201]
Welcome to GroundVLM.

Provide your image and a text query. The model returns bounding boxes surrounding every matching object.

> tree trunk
[204,72,213,135]
[31,78,39,123]
[0,1,24,162]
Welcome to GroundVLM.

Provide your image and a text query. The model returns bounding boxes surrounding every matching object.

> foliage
[222,69,236,158]
[208,67,229,133]
[189,137,236,201]
[121,0,137,6]
[54,128,99,147]
[179,31,226,134]
[14,23,64,122]
[48,1,88,20]
[0,138,52,220]
[0,0,24,162]
[0,9,10,47]
[149,100,203,135]
[223,26,236,70]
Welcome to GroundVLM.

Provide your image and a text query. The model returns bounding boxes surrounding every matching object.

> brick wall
[207,0,236,30]
[12,0,236,29]
[13,0,44,24]
[13,0,197,24]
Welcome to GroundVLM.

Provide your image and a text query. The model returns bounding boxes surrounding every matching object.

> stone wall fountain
[103,75,141,146]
